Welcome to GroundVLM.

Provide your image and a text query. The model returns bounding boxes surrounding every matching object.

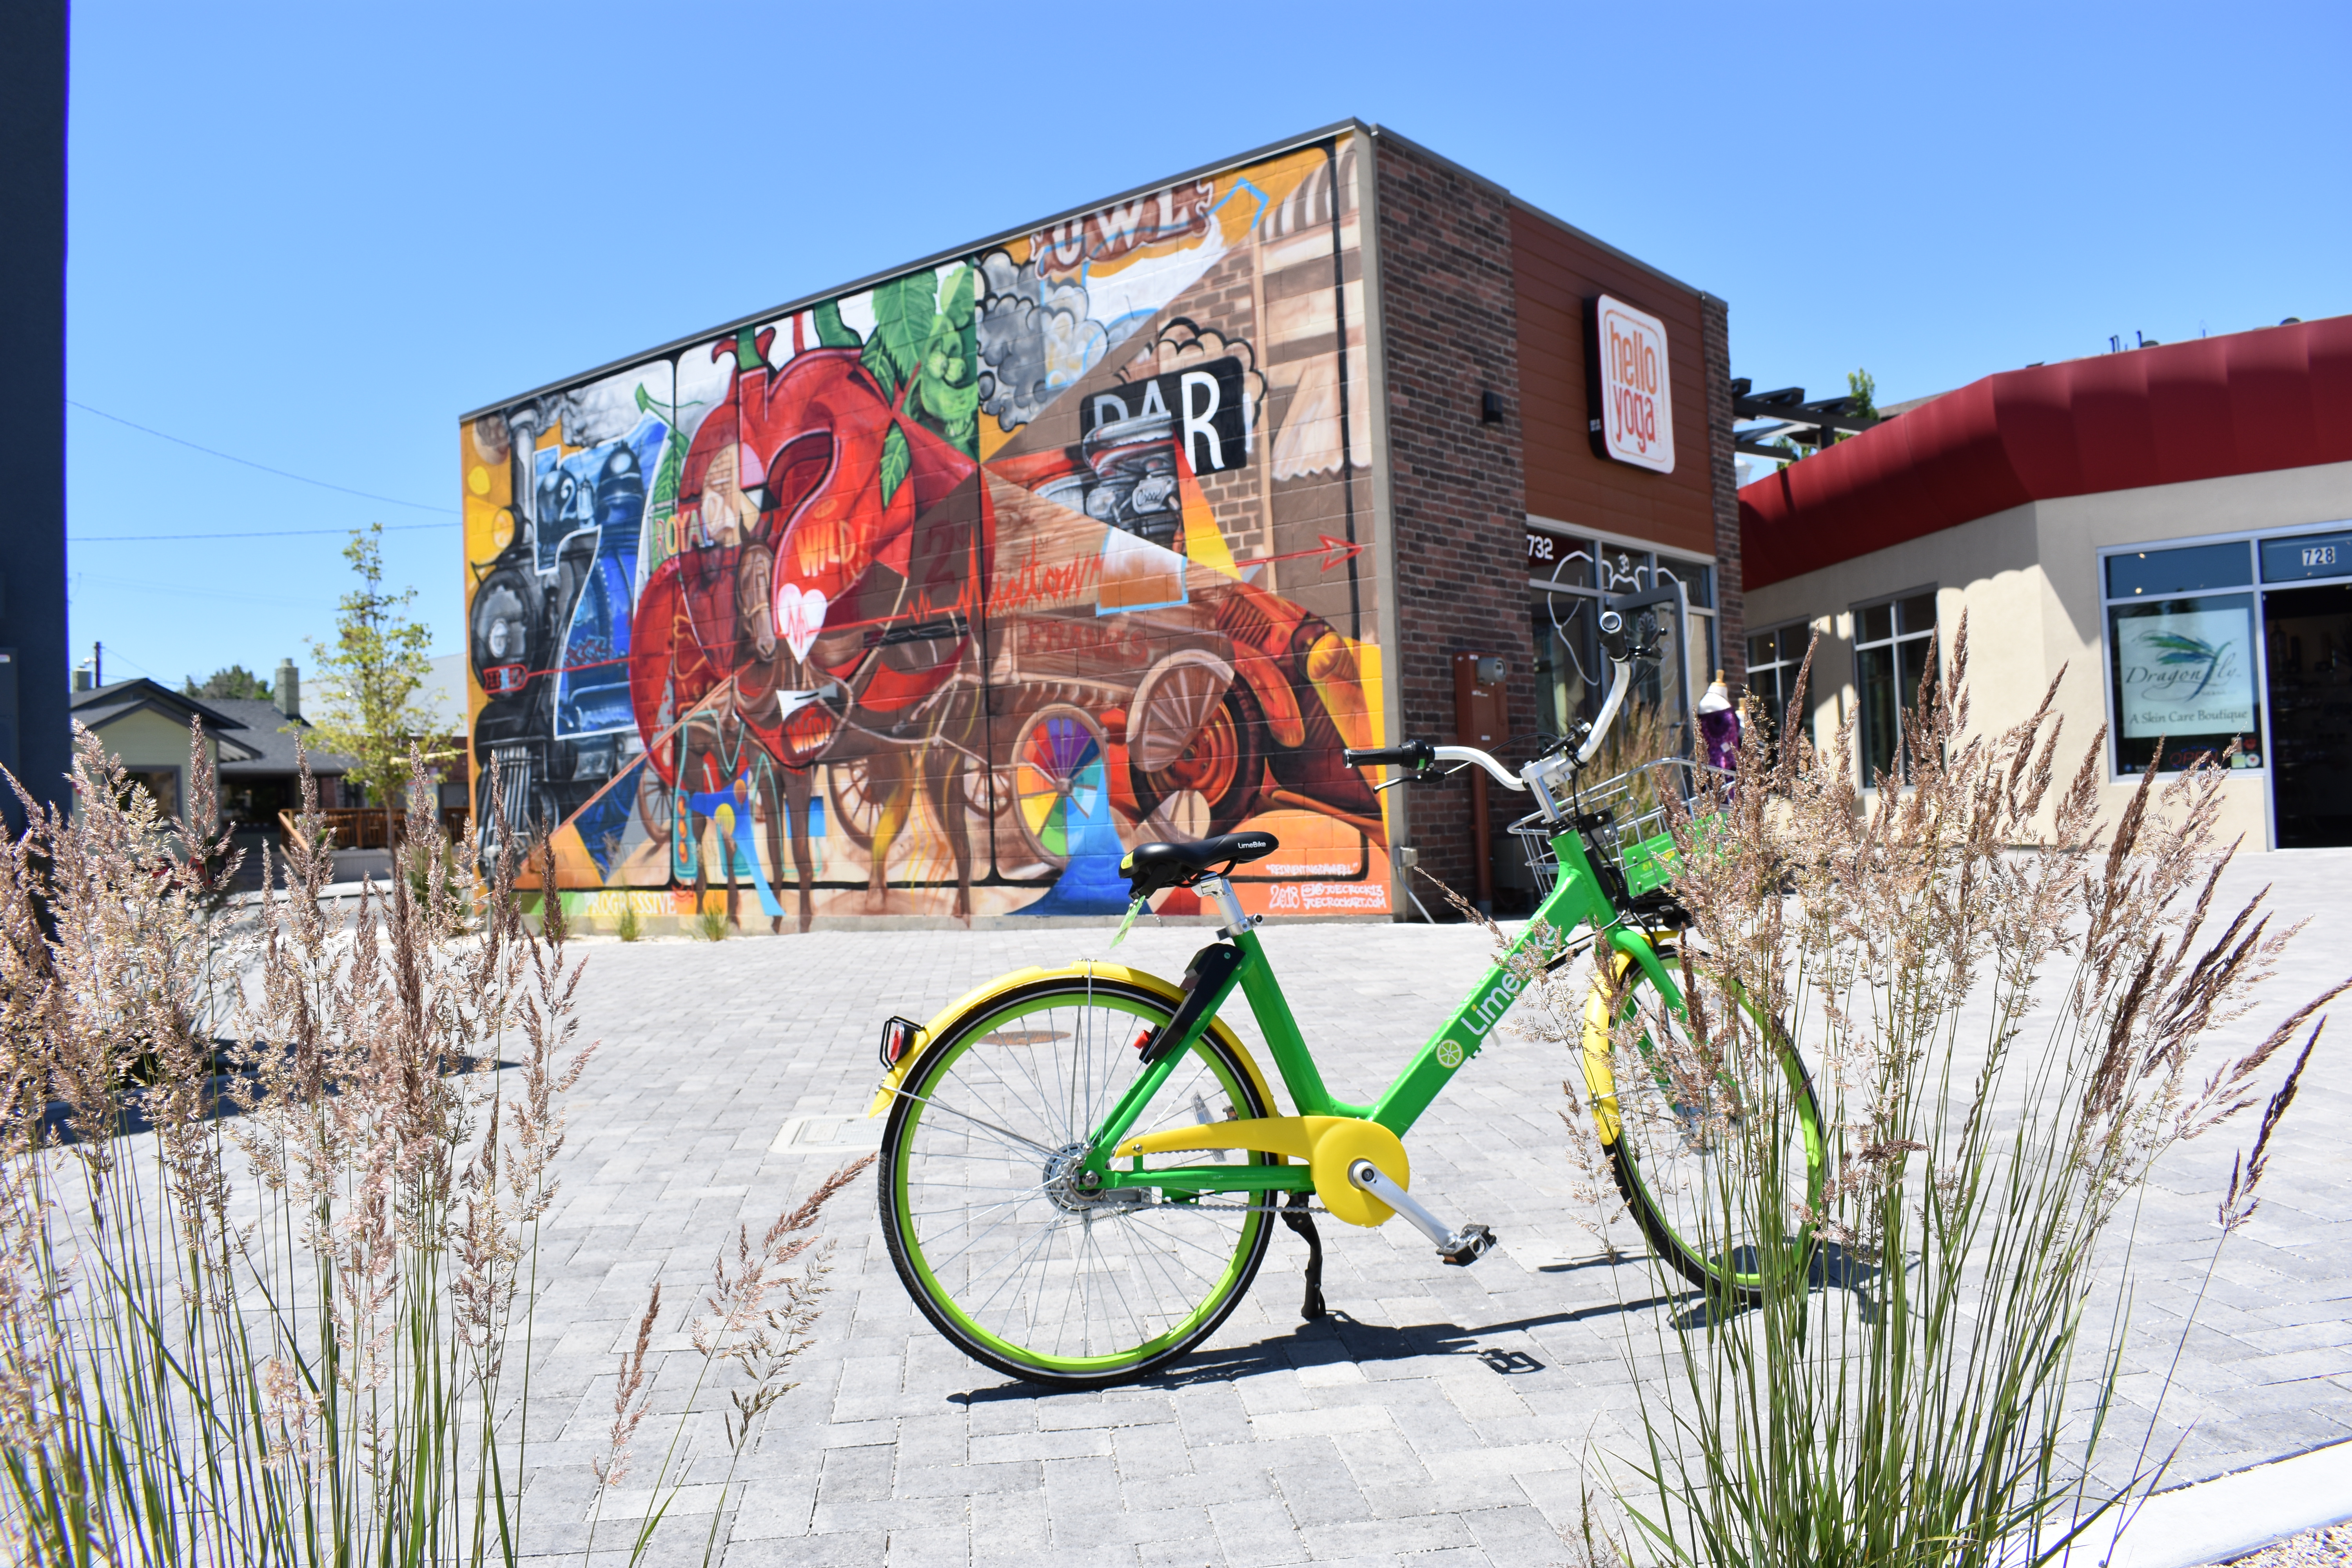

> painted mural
[460,135,1388,927]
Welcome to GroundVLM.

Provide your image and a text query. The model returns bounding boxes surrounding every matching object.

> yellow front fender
[867,960,1281,1122]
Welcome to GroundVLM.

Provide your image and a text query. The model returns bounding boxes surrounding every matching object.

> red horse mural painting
[461,135,1391,928]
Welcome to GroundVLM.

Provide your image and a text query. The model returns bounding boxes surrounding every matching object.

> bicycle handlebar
[1431,746,1528,791]
[1340,740,1435,769]
[1340,740,1526,791]
[1343,633,1651,796]
[1574,654,1635,768]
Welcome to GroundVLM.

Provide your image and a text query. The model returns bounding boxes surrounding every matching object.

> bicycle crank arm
[1346,1160,1496,1266]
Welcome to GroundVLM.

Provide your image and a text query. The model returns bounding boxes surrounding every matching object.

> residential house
[66,677,255,822]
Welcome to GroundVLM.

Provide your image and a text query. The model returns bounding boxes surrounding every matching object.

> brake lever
[1371,762,1471,794]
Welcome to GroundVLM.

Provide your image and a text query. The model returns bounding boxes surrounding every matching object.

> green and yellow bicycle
[871,628,1826,1387]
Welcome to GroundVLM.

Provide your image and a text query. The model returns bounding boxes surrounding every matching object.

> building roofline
[1503,194,1716,306]
[460,120,1374,423]
[1359,123,1716,305]
[1739,314,2352,589]
[71,679,248,732]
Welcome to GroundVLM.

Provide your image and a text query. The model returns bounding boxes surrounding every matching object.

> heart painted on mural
[773,583,828,662]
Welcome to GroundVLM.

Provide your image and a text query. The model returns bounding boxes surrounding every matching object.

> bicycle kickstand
[1347,1161,1497,1267]
[1278,1192,1328,1320]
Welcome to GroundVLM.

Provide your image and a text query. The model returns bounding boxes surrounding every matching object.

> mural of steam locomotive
[466,403,653,867]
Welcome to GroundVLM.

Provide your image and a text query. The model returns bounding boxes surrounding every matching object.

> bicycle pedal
[1438,1224,1496,1267]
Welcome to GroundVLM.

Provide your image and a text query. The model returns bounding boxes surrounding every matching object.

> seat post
[1193,874,1252,937]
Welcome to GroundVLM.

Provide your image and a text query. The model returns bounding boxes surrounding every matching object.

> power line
[73,524,452,542]
[67,399,460,515]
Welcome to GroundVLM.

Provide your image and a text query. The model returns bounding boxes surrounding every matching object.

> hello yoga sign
[1589,294,1676,475]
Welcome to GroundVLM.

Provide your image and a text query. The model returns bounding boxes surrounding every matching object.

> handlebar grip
[1342,740,1436,769]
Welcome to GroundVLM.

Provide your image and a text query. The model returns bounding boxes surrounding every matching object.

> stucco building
[1740,315,2352,851]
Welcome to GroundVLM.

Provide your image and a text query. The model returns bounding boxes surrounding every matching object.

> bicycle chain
[1088,1191,1328,1215]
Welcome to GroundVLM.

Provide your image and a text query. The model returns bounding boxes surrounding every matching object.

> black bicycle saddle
[1120,833,1279,897]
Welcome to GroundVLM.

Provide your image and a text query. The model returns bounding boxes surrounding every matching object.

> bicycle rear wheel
[1581,947,1824,1302]
[878,976,1278,1388]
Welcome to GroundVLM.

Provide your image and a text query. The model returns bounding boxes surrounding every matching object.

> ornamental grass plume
[0,728,592,1564]
[1507,619,2344,1567]
[0,729,867,1564]
[586,1155,872,1567]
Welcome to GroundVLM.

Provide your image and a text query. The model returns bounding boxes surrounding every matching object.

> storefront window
[1533,597,1602,741]
[2103,541,2262,775]
[1527,525,1717,747]
[1745,623,1811,763]
[1854,591,1937,786]
[2259,529,2352,584]
[2107,543,2252,599]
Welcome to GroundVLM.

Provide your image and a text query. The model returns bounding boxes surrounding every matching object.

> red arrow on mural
[1232,533,1367,573]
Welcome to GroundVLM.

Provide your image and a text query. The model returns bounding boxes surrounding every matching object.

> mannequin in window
[1698,670,1741,771]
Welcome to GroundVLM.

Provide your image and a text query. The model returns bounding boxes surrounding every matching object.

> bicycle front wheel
[878,975,1278,1388]
[1582,946,1824,1302]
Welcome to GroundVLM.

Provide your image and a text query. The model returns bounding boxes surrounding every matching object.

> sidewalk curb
[2091,1437,2352,1567]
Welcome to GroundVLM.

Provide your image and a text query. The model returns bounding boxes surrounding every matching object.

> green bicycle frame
[1080,824,1685,1196]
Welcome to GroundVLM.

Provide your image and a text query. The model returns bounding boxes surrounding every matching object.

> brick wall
[1370,132,1527,909]
[1702,294,1744,691]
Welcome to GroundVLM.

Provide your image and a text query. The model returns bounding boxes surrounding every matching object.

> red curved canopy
[1739,315,2352,590]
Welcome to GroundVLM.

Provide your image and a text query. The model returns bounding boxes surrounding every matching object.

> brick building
[1363,129,1737,911]
[459,121,1734,929]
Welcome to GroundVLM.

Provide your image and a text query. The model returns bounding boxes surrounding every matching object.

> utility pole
[0,1,70,832]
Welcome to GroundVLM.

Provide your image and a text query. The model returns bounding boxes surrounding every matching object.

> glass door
[2263,581,2352,848]
[1601,582,1696,764]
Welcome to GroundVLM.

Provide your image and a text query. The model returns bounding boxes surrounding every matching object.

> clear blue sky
[64,0,2351,689]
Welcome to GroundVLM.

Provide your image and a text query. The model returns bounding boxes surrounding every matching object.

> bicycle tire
[878,976,1278,1388]
[1582,947,1825,1303]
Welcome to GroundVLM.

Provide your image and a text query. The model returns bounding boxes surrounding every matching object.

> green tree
[182,663,273,701]
[1845,365,1879,422]
[1789,368,1880,460]
[307,523,443,847]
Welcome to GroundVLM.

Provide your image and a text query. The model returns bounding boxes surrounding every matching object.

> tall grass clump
[0,728,868,1564]
[0,729,593,1563]
[1528,621,2343,1566]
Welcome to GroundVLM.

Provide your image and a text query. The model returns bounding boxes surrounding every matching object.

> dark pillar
[0,2,71,832]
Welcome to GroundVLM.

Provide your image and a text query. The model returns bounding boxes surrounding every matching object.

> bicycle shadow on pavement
[949,1289,1702,1405]
[1663,1241,1885,1331]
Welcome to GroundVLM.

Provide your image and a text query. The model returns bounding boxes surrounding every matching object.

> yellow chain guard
[1117,1114,1411,1228]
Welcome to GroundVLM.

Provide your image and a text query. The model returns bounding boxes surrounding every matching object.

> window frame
[1525,517,1717,733]
[119,765,187,824]
[1742,619,1813,764]
[2095,532,2278,780]
[1849,585,1940,789]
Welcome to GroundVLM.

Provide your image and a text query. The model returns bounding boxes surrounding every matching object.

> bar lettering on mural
[1078,357,1248,477]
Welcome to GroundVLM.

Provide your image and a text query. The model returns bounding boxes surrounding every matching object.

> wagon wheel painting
[956,749,1020,869]
[1127,652,1267,842]
[635,753,672,848]
[826,755,893,852]
[1009,704,1125,870]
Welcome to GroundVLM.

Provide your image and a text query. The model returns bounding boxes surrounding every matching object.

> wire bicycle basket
[1512,757,1731,900]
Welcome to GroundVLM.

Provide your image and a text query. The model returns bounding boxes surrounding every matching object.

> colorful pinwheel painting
[2141,629,2232,699]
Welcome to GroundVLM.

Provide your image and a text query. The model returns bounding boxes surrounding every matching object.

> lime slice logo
[1436,1040,1464,1069]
